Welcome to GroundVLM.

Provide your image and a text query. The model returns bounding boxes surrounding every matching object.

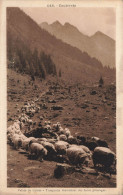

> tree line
[7,38,57,79]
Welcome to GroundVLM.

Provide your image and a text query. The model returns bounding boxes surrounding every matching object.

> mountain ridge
[7,8,115,84]
[40,21,115,68]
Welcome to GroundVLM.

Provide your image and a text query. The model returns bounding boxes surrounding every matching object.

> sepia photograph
[0,0,123,194]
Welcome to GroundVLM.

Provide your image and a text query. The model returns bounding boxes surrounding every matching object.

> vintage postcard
[0,0,123,194]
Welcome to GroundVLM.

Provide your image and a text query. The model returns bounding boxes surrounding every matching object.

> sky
[22,7,116,40]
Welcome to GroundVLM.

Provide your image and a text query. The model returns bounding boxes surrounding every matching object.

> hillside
[40,21,115,68]
[7,8,115,84]
[7,69,116,187]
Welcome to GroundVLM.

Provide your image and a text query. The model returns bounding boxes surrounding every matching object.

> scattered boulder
[51,105,63,111]
[90,91,97,95]
[54,163,75,178]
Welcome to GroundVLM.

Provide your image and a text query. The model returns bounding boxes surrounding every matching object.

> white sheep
[67,135,78,144]
[39,116,43,120]
[12,136,22,149]
[53,122,61,131]
[64,128,71,137]
[7,132,14,144]
[58,127,64,134]
[66,146,89,167]
[13,120,21,130]
[29,142,47,161]
[14,129,22,135]
[69,145,92,160]
[42,141,56,158]
[27,119,33,125]
[22,137,36,151]
[44,121,51,126]
[91,136,100,142]
[59,134,67,141]
[46,138,57,144]
[35,106,40,113]
[44,124,51,131]
[7,125,14,134]
[54,141,69,155]
[20,122,24,130]
[44,120,51,125]
[38,138,48,142]
[20,134,27,140]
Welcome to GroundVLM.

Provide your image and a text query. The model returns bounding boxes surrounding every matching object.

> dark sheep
[67,136,78,145]
[85,141,98,151]
[76,136,86,145]
[97,139,109,148]
[92,147,116,175]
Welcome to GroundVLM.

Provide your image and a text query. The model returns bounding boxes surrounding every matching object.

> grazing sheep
[10,133,21,148]
[7,133,12,144]
[67,136,78,145]
[91,137,100,142]
[44,121,48,125]
[22,137,36,151]
[7,125,15,136]
[7,132,15,145]
[14,129,21,135]
[47,121,51,125]
[38,138,48,142]
[46,138,57,144]
[44,125,51,131]
[35,106,40,113]
[39,116,43,120]
[29,142,47,161]
[64,128,71,137]
[13,121,21,130]
[92,147,116,173]
[66,146,89,167]
[53,122,61,132]
[96,139,109,148]
[58,127,64,134]
[76,136,86,145]
[55,141,69,155]
[42,141,56,159]
[27,119,33,125]
[69,145,91,160]
[59,134,67,141]
[20,134,27,140]
[22,138,30,151]
[85,141,98,151]
[13,136,22,150]
[20,122,24,130]
[78,145,92,159]
[7,126,13,133]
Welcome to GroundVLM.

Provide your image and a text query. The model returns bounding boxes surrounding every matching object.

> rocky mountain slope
[7,8,115,84]
[40,21,115,68]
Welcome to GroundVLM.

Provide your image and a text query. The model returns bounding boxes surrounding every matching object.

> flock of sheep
[7,98,116,177]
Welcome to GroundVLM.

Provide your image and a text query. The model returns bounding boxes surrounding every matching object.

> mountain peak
[64,22,71,26]
[92,31,114,41]
[40,22,49,29]
[94,31,103,36]
[64,22,76,29]
[51,20,62,27]
[41,22,48,25]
